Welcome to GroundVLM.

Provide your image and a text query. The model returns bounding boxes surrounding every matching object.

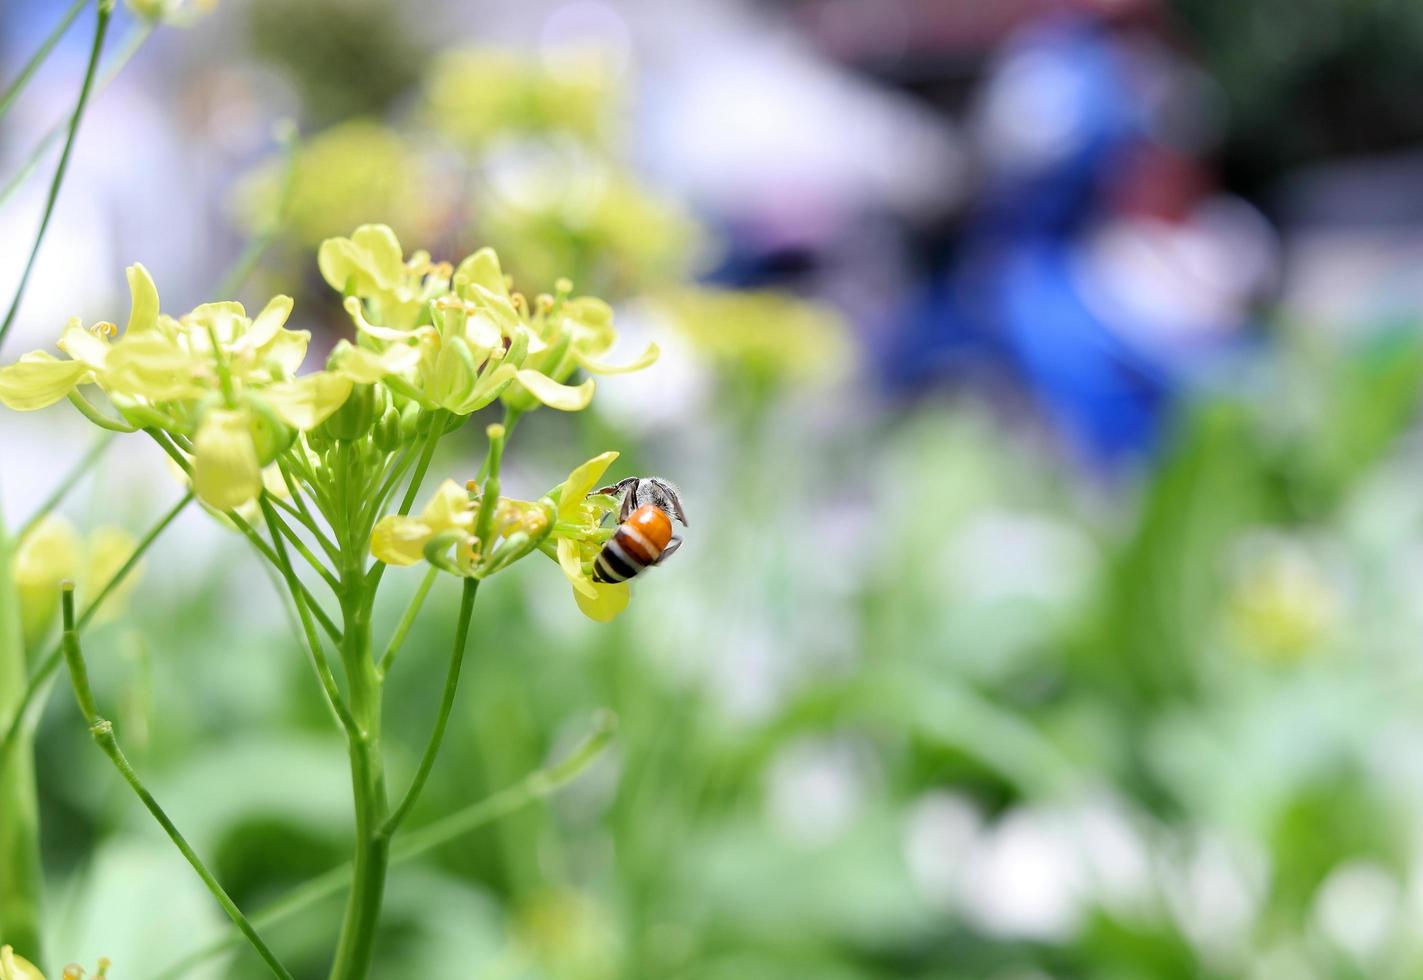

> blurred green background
[7,0,1423,977]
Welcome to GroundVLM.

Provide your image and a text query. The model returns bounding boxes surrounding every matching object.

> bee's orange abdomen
[619,504,672,563]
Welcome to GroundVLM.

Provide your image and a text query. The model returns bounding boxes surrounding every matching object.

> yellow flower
[11,518,140,649]
[422,47,617,152]
[322,225,653,417]
[0,946,42,980]
[551,451,628,622]
[192,409,263,512]
[0,264,355,511]
[370,480,475,568]
[236,120,439,251]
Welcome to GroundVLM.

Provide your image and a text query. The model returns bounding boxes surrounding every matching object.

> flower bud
[373,404,404,452]
[318,381,386,442]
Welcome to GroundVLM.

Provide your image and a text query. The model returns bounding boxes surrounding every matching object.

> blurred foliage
[245,0,427,125]
[1171,0,1423,188]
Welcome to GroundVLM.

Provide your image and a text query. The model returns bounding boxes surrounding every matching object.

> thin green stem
[266,503,340,591]
[0,24,152,214]
[59,586,296,980]
[365,412,444,591]
[150,713,617,980]
[144,428,340,643]
[16,431,115,542]
[0,0,113,349]
[375,566,438,678]
[380,578,477,837]
[276,457,340,562]
[0,0,89,122]
[216,120,299,298]
[259,499,358,739]
[65,391,137,432]
[0,492,192,778]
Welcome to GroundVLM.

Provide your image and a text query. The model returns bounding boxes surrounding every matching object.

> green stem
[327,572,388,980]
[59,586,295,980]
[364,412,444,591]
[259,499,358,739]
[144,428,340,642]
[0,23,151,215]
[375,566,437,678]
[266,504,340,591]
[0,509,43,962]
[150,713,616,980]
[16,430,115,542]
[0,492,191,781]
[0,0,113,350]
[380,578,477,836]
[0,0,89,122]
[65,391,137,432]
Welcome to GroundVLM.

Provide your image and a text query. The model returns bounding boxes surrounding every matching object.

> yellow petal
[103,333,203,401]
[453,247,507,295]
[513,370,594,411]
[0,945,45,980]
[0,351,88,410]
[370,514,434,565]
[125,262,161,334]
[574,340,659,375]
[329,339,422,384]
[343,296,421,344]
[262,372,354,430]
[58,316,110,370]
[192,409,263,511]
[246,294,295,349]
[258,327,311,377]
[420,479,475,534]
[559,451,619,516]
[573,579,630,622]
[558,537,598,598]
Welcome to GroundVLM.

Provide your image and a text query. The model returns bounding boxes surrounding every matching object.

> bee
[590,477,688,584]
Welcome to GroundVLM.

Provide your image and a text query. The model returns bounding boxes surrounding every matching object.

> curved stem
[150,713,617,980]
[266,504,340,591]
[0,0,89,122]
[59,586,295,980]
[66,391,137,432]
[375,566,437,678]
[0,0,112,350]
[380,578,477,837]
[0,492,192,778]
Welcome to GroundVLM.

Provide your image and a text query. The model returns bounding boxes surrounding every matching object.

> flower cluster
[0,265,349,511]
[318,224,658,416]
[422,47,618,151]
[372,448,631,621]
[0,224,669,621]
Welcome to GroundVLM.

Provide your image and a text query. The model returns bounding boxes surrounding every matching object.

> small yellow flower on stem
[551,451,629,622]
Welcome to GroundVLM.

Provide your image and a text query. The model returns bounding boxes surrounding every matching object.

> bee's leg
[655,536,683,564]
[619,478,641,522]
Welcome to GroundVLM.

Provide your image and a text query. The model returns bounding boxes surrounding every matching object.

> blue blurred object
[887,18,1193,466]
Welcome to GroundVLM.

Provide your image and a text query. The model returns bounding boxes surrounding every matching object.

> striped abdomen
[593,504,673,583]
